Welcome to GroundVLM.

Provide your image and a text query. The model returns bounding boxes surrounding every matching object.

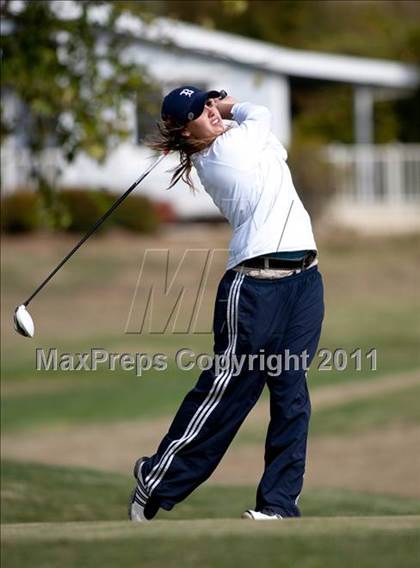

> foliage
[155,0,420,63]
[110,193,160,233]
[154,201,177,223]
[287,144,335,220]
[58,188,111,233]
[0,188,161,234]
[0,0,158,224]
[1,0,418,232]
[291,84,354,145]
[0,190,44,232]
[146,0,420,143]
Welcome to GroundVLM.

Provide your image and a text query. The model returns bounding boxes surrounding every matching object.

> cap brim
[206,90,221,99]
[190,90,222,121]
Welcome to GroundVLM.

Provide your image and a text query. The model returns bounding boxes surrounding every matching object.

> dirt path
[6,422,419,497]
[209,423,420,497]
[312,370,420,407]
[2,369,420,497]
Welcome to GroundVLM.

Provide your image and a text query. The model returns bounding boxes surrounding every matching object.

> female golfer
[129,86,324,521]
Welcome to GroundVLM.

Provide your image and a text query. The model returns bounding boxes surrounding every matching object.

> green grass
[2,231,420,437]
[203,379,420,447]
[0,231,135,304]
[3,363,420,434]
[2,461,420,525]
[3,366,420,434]
[1,363,197,432]
[3,299,420,384]
[2,518,420,568]
[309,382,420,436]
[2,231,420,385]
[317,302,420,379]
[2,190,420,568]
[0,330,215,384]
[4,311,419,386]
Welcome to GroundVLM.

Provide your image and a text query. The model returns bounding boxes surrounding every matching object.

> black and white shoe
[128,457,149,522]
[242,507,283,520]
[128,488,148,522]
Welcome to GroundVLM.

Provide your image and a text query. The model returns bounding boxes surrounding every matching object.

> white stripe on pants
[142,272,245,498]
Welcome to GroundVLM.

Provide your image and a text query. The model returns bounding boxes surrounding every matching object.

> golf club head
[13,304,34,338]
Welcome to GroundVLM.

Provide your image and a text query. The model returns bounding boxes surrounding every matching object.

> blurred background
[1,1,420,567]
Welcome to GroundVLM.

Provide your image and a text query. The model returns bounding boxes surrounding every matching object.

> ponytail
[147,120,217,191]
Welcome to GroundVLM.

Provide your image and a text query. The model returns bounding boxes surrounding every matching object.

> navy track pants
[136,266,324,518]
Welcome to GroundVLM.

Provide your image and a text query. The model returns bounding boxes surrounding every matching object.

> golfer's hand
[216,96,237,120]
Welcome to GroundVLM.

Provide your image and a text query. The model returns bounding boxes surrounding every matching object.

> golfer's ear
[181,128,191,138]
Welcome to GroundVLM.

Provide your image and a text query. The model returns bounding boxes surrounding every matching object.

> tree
[156,0,420,63]
[150,0,420,144]
[1,0,157,226]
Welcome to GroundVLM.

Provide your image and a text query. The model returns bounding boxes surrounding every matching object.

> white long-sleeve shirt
[191,102,317,269]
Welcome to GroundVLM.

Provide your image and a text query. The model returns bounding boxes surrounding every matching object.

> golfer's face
[184,99,225,140]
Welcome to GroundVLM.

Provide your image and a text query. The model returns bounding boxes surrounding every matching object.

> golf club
[13,152,168,338]
[13,89,229,338]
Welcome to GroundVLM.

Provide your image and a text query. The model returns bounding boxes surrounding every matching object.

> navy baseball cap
[161,85,221,125]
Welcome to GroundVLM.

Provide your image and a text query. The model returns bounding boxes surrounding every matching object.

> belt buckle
[303,251,316,269]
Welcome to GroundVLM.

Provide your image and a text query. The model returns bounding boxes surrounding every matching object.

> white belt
[233,258,318,280]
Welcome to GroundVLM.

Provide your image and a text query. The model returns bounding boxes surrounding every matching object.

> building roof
[115,15,419,90]
[4,3,417,89]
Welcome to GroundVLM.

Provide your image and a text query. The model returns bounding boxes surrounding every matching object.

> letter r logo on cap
[180,88,194,97]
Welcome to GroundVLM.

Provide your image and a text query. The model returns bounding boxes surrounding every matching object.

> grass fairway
[2,230,420,435]
[2,231,420,567]
[310,382,420,436]
[2,517,420,568]
[4,461,419,568]
[3,461,420,525]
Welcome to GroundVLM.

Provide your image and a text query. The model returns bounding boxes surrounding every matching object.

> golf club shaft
[23,153,168,307]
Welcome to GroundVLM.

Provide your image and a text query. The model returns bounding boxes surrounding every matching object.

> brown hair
[147,119,218,191]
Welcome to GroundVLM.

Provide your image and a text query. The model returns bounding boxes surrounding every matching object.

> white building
[2,13,420,231]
